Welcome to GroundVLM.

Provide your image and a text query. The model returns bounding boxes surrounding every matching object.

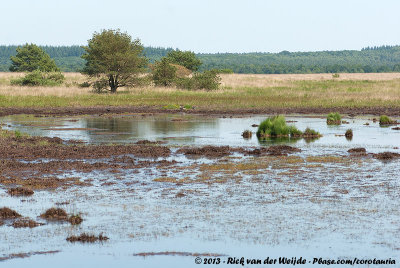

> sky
[1,0,400,53]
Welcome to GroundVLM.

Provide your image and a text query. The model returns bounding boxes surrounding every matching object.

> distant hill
[1,45,400,73]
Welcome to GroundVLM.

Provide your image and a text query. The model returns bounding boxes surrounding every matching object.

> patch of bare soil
[348,148,367,156]
[40,208,68,221]
[7,187,34,196]
[244,145,301,156]
[66,233,109,243]
[0,140,171,160]
[0,207,21,219]
[0,251,60,261]
[177,146,232,158]
[12,218,42,228]
[2,106,400,117]
[0,176,89,190]
[373,152,400,160]
[135,140,166,145]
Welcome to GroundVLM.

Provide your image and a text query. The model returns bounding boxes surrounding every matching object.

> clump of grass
[345,129,353,138]
[327,112,342,125]
[66,233,109,243]
[332,73,340,78]
[0,207,21,219]
[68,214,83,225]
[40,207,68,221]
[12,218,42,228]
[256,115,302,138]
[379,115,397,125]
[302,127,322,138]
[14,130,22,139]
[241,130,252,139]
[7,187,34,197]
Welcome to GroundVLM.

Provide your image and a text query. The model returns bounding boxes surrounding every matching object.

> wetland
[0,113,399,267]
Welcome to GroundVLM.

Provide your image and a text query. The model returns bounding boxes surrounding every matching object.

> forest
[1,45,399,73]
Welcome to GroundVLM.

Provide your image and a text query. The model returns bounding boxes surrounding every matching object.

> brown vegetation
[0,207,21,219]
[12,218,42,228]
[66,233,109,243]
[40,208,68,221]
[7,187,34,196]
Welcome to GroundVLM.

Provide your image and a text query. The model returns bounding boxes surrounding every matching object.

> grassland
[1,72,400,110]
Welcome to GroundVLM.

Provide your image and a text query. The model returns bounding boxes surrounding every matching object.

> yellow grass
[1,72,400,109]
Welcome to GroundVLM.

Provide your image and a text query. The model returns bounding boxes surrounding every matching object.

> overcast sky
[1,0,399,53]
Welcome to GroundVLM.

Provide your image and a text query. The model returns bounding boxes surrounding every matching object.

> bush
[256,115,302,138]
[152,58,177,87]
[176,70,221,91]
[327,112,342,125]
[11,70,65,86]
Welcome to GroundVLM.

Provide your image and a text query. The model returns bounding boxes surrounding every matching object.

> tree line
[1,44,399,74]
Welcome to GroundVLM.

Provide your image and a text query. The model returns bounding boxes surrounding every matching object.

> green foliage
[166,50,202,71]
[214,68,234,74]
[2,45,400,73]
[176,70,221,91]
[303,127,321,137]
[81,29,148,93]
[256,115,301,138]
[9,44,59,72]
[327,112,342,125]
[379,115,397,125]
[332,73,340,78]
[14,130,22,139]
[10,70,65,86]
[152,57,177,86]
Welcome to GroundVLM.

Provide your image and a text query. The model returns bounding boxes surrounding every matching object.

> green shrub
[152,57,177,87]
[256,115,302,138]
[327,112,342,125]
[11,70,65,86]
[176,70,221,90]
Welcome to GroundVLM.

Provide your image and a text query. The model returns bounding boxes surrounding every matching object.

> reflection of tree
[83,116,219,143]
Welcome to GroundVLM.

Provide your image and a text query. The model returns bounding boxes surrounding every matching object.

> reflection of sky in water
[1,114,399,153]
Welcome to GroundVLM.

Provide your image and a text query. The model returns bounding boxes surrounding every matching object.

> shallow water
[0,114,400,267]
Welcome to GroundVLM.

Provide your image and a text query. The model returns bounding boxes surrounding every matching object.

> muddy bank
[1,106,400,117]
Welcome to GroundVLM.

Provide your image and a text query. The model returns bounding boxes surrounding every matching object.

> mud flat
[0,114,399,267]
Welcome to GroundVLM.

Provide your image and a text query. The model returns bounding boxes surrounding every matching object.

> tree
[81,29,148,93]
[9,44,59,72]
[152,57,177,87]
[165,50,202,71]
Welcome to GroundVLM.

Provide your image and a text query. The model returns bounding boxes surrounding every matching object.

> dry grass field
[0,72,400,109]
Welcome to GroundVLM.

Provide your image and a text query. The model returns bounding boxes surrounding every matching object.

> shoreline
[1,106,399,117]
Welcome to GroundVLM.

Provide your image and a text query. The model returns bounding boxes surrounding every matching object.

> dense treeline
[1,45,400,73]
